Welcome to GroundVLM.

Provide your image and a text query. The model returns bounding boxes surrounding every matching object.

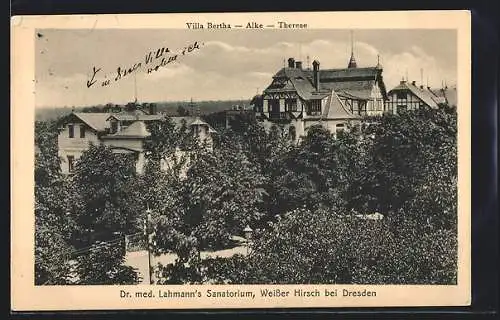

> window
[68,124,74,138]
[307,100,321,115]
[351,100,358,113]
[396,91,407,100]
[336,123,345,134]
[359,101,367,115]
[110,121,118,134]
[67,155,75,172]
[288,126,296,141]
[80,125,86,138]
[285,98,298,112]
[269,99,280,114]
[193,125,200,137]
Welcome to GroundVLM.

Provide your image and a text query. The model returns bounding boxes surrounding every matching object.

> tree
[177,105,190,116]
[69,144,140,284]
[267,124,363,214]
[151,144,268,284]
[181,145,267,249]
[35,120,60,185]
[35,179,76,284]
[35,120,76,284]
[199,207,456,285]
[71,145,139,246]
[348,106,457,226]
[76,240,140,285]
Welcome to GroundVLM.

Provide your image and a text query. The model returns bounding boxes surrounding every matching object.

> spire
[348,30,357,69]
[133,72,138,104]
[420,68,424,88]
[376,54,382,69]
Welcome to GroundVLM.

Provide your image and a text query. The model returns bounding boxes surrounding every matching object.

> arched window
[288,126,296,141]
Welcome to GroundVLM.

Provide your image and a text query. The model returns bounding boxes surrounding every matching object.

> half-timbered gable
[386,80,443,114]
[254,57,377,142]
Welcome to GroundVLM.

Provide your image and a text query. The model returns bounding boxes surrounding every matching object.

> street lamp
[243,225,253,255]
[144,205,154,285]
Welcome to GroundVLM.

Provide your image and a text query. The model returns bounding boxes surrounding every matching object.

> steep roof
[323,80,376,100]
[169,116,217,133]
[321,89,359,120]
[429,86,457,107]
[444,87,457,107]
[309,67,380,81]
[389,81,439,108]
[106,114,164,122]
[265,67,330,100]
[103,121,150,139]
[269,66,386,101]
[72,112,110,132]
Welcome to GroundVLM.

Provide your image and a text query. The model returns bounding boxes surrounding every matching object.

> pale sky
[35,29,457,108]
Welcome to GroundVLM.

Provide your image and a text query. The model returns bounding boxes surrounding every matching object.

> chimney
[312,60,320,91]
[411,80,416,86]
[287,57,295,68]
[295,61,303,69]
[148,103,157,115]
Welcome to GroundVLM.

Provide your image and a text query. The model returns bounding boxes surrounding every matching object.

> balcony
[268,112,291,123]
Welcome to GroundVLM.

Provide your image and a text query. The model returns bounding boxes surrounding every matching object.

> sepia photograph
[12,11,471,310]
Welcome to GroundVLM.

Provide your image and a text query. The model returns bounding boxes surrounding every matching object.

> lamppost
[243,225,253,255]
[144,205,154,285]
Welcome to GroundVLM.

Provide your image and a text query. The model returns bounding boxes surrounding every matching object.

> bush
[194,208,456,285]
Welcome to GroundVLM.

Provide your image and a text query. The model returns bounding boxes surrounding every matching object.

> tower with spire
[348,30,358,69]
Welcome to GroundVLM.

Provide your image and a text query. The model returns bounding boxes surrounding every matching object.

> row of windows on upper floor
[67,124,86,139]
[260,98,386,116]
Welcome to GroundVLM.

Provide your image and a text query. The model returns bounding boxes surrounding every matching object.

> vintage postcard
[11,11,471,311]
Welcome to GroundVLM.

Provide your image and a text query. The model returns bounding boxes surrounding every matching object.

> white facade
[58,122,100,174]
[57,112,215,175]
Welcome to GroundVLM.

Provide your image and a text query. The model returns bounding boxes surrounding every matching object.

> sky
[35,29,457,108]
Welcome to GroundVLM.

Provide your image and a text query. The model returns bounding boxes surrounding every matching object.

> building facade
[385,80,457,113]
[57,106,215,174]
[252,54,388,141]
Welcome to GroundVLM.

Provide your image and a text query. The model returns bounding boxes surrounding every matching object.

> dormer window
[110,120,118,134]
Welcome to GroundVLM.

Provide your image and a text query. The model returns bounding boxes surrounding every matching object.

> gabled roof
[323,80,376,100]
[106,114,164,122]
[305,67,380,81]
[444,87,457,107]
[72,112,110,132]
[320,89,359,120]
[265,67,330,100]
[102,121,150,139]
[268,66,385,101]
[389,81,439,108]
[169,116,217,133]
[428,86,457,107]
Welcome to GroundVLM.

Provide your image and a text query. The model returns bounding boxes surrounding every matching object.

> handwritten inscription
[86,41,203,88]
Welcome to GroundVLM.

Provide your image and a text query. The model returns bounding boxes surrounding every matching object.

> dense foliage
[197,207,456,285]
[34,105,458,285]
